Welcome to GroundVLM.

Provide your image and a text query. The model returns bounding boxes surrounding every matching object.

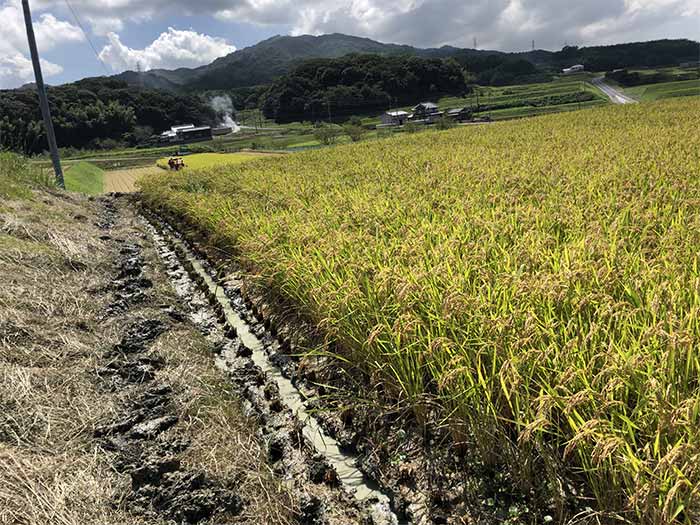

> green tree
[343,124,365,142]
[314,124,343,145]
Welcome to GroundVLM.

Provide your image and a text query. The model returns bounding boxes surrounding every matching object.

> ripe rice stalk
[140,98,700,523]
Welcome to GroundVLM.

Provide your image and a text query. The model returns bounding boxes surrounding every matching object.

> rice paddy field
[155,151,280,170]
[140,97,700,523]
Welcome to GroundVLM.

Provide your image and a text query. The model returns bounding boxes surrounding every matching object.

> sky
[1,0,698,89]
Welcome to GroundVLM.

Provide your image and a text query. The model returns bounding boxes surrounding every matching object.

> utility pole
[22,0,64,188]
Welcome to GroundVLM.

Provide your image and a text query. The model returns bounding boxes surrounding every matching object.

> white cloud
[3,0,698,87]
[98,28,236,71]
[0,1,82,88]
[0,54,63,89]
[86,16,125,35]
[214,0,698,50]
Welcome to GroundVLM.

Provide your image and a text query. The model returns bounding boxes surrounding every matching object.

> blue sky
[1,0,698,89]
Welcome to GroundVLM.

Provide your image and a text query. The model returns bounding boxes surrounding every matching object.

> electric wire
[61,0,111,74]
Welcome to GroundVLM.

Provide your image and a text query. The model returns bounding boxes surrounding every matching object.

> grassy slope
[141,98,700,523]
[0,152,54,200]
[64,161,104,194]
[0,156,297,524]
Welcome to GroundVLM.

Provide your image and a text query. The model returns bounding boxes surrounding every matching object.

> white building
[160,124,195,142]
[562,64,585,74]
[380,110,410,126]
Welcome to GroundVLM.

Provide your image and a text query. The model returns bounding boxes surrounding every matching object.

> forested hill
[260,54,467,122]
[0,78,215,155]
[109,33,699,92]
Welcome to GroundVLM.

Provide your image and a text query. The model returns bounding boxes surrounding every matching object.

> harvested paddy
[104,166,162,193]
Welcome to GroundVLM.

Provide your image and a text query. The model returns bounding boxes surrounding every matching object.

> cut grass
[64,161,104,194]
[103,166,162,193]
[141,97,700,524]
[0,170,298,524]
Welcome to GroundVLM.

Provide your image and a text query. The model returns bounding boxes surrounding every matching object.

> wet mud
[146,216,400,525]
[92,199,244,524]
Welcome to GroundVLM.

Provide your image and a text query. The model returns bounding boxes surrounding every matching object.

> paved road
[592,77,637,104]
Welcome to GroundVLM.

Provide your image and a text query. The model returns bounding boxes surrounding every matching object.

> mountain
[113,33,504,92]
[108,34,699,93]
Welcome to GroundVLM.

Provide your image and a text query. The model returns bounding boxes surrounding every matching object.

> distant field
[141,98,700,523]
[624,78,700,101]
[64,161,104,194]
[625,65,700,83]
[363,76,608,124]
[156,152,279,170]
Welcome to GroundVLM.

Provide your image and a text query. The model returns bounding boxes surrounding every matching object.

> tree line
[0,78,215,155]
[260,54,468,123]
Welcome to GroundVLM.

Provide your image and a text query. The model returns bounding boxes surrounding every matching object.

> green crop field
[364,76,609,125]
[624,78,700,101]
[141,98,700,523]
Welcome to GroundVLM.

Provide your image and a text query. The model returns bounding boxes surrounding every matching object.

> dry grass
[0,195,136,525]
[151,330,297,524]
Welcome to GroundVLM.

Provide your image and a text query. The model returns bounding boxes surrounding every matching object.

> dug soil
[0,190,368,524]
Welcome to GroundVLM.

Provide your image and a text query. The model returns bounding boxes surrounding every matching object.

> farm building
[562,64,585,74]
[411,102,439,117]
[160,124,195,142]
[178,126,213,143]
[380,110,410,126]
[446,107,472,122]
[159,124,213,144]
[410,102,443,123]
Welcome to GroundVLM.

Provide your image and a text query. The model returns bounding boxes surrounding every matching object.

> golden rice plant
[140,97,700,523]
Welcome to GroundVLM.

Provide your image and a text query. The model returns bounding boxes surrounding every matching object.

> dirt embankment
[0,191,356,524]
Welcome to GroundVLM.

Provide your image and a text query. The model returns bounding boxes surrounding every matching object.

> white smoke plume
[210,95,240,133]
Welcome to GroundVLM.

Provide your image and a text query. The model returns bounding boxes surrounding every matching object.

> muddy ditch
[141,212,448,524]
[144,213,400,525]
[92,216,244,524]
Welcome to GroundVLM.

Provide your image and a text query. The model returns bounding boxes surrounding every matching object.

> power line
[62,0,110,74]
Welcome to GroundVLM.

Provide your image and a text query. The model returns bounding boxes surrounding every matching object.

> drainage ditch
[145,215,405,525]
